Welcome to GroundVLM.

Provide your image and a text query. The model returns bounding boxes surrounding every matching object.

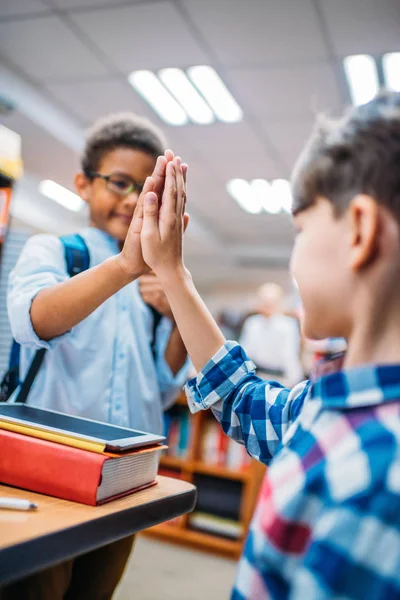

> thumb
[141,192,160,237]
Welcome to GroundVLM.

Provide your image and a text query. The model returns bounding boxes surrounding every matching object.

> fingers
[174,157,186,219]
[131,176,154,234]
[164,149,174,162]
[141,191,160,240]
[160,161,177,225]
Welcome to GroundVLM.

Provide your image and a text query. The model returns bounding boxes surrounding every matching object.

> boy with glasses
[4,113,188,600]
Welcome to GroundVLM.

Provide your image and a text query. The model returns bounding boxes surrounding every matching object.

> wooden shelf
[152,393,266,558]
[192,461,250,481]
[160,457,250,482]
[160,456,187,470]
[143,523,243,559]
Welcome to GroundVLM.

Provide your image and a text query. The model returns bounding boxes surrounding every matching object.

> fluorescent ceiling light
[188,66,243,123]
[271,179,292,213]
[227,178,293,215]
[128,70,188,126]
[343,54,379,106]
[158,68,214,125]
[251,179,281,214]
[227,179,263,214]
[39,180,84,212]
[382,52,400,92]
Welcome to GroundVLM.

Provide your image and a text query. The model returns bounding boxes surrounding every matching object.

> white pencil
[0,497,38,511]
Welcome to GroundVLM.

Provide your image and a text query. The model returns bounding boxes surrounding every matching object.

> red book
[0,429,163,506]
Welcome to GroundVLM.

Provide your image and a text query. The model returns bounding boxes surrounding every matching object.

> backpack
[0,233,162,403]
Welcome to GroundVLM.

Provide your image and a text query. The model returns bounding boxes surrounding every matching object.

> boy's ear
[349,194,379,271]
[74,172,91,203]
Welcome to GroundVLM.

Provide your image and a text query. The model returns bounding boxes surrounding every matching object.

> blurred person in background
[239,283,303,386]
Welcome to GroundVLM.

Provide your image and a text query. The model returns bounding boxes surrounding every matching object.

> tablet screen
[0,404,150,442]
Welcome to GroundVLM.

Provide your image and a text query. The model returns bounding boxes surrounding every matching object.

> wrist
[157,266,193,291]
[109,254,144,286]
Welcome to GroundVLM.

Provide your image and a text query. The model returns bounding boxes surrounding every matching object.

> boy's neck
[345,287,400,368]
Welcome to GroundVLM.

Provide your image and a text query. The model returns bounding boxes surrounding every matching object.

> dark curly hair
[292,91,400,221]
[81,112,167,175]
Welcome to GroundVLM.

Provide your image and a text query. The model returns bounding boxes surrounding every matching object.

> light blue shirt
[7,227,188,435]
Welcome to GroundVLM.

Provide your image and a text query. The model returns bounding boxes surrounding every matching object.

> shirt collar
[311,359,400,409]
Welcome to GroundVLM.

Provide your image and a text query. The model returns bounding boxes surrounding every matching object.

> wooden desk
[0,476,196,586]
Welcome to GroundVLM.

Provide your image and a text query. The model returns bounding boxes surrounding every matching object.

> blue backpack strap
[60,234,90,277]
[4,234,91,403]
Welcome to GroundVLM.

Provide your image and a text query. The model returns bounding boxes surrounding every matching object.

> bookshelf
[144,392,266,559]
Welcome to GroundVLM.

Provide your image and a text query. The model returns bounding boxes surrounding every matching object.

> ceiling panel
[45,78,162,124]
[68,2,209,73]
[265,120,315,172]
[0,0,49,18]
[227,63,343,121]
[49,0,143,7]
[0,16,108,80]
[182,0,328,67]
[319,0,400,57]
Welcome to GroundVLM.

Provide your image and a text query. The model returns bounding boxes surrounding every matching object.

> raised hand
[140,156,188,280]
[116,150,175,279]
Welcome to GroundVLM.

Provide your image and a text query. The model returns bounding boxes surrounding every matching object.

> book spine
[0,429,104,505]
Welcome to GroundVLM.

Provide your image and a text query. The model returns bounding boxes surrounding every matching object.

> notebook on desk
[0,403,165,453]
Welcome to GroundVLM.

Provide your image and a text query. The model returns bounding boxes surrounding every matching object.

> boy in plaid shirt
[135,91,400,598]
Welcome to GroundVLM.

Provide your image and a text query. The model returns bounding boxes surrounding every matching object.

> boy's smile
[76,147,156,244]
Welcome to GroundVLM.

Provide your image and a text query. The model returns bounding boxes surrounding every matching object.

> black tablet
[0,403,165,452]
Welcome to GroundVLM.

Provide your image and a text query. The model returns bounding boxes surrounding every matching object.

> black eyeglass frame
[84,170,144,196]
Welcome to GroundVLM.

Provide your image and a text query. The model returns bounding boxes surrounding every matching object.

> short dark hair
[81,112,167,174]
[291,91,400,221]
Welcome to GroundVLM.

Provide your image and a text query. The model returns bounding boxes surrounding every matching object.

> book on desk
[0,403,166,506]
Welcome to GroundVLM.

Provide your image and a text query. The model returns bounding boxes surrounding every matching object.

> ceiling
[0,0,399,292]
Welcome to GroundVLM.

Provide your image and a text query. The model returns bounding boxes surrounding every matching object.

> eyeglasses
[85,171,144,196]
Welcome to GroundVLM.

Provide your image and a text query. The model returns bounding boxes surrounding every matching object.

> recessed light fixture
[158,68,214,125]
[39,180,84,212]
[128,70,188,126]
[227,178,292,215]
[227,179,263,214]
[187,66,243,123]
[128,66,242,126]
[343,54,380,106]
[382,52,400,92]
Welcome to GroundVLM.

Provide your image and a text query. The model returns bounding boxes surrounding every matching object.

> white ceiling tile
[50,0,143,7]
[45,79,162,123]
[0,16,109,80]
[182,0,328,67]
[264,121,315,171]
[68,3,209,72]
[227,63,343,121]
[319,0,400,57]
[0,0,49,18]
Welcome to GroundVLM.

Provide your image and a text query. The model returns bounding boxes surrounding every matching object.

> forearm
[31,255,139,340]
[159,269,225,373]
[164,323,188,375]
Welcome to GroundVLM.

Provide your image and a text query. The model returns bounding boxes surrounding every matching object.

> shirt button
[119,353,124,360]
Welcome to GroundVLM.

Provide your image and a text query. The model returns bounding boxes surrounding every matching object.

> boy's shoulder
[305,400,400,507]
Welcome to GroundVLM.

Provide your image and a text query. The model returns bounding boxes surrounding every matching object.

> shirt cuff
[185,341,256,413]
[13,292,72,351]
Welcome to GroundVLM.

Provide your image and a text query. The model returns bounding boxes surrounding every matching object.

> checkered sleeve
[185,341,309,464]
[289,504,400,599]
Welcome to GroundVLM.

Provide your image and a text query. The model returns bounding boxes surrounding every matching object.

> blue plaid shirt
[186,342,400,599]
